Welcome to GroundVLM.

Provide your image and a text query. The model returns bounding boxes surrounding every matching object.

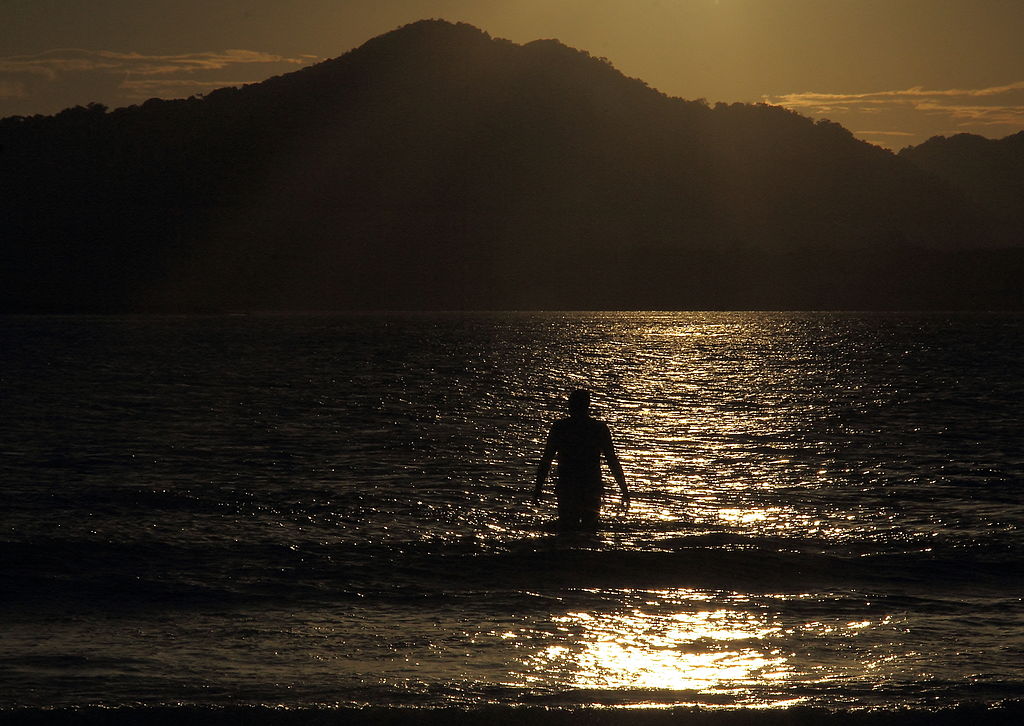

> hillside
[899,132,1024,247]
[1,19,1021,311]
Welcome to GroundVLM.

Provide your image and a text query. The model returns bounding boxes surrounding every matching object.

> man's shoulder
[550,417,573,432]
[552,416,608,433]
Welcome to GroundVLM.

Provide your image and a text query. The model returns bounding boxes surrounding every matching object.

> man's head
[568,389,591,417]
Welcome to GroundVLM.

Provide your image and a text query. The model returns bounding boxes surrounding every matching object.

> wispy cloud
[0,79,26,99]
[913,99,1024,126]
[855,130,916,137]
[0,48,317,79]
[118,79,253,101]
[0,47,319,115]
[769,81,1024,104]
[764,81,1024,130]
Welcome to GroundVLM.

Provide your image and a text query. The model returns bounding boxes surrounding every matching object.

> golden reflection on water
[525,590,792,699]
[512,586,910,707]
[505,314,940,705]
[717,508,770,525]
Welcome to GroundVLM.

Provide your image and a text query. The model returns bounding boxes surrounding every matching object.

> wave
[3,531,1021,613]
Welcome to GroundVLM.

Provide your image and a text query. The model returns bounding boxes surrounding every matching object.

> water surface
[1,312,1022,711]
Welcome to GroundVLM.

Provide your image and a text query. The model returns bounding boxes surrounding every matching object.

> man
[534,389,630,531]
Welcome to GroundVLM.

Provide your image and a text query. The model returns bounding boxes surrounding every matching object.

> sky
[1,0,1022,149]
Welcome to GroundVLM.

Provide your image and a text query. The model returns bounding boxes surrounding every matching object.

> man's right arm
[534,428,557,501]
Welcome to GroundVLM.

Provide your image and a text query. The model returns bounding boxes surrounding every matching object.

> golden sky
[2,0,1022,149]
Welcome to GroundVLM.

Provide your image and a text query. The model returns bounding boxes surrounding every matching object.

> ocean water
[1,312,1023,721]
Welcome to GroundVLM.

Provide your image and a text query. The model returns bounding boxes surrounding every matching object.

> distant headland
[2,19,1022,312]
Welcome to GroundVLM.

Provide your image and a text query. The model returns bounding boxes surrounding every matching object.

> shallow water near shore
[1,312,1022,715]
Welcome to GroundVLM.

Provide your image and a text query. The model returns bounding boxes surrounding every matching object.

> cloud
[855,130,916,137]
[764,82,1024,130]
[0,79,26,99]
[913,99,1024,126]
[118,79,252,100]
[0,47,320,116]
[0,48,317,79]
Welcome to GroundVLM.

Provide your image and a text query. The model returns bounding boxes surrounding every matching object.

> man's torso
[550,415,606,490]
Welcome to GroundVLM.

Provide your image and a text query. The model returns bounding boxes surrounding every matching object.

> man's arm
[534,429,557,501]
[600,424,630,507]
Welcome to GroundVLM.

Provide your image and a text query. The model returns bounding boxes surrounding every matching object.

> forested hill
[899,132,1024,249]
[1,19,1021,311]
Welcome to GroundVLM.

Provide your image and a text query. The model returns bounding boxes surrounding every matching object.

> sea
[1,311,1023,725]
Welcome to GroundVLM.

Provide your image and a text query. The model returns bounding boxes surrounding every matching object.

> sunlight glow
[512,590,907,707]
[526,594,792,696]
[717,508,770,525]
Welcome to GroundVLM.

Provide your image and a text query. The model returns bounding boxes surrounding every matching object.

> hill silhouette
[899,132,1024,248]
[1,19,1022,311]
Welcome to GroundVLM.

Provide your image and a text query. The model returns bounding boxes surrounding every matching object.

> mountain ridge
[1,19,1021,311]
[899,131,1024,248]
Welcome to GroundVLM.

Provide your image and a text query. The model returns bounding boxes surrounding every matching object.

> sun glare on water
[523,590,793,701]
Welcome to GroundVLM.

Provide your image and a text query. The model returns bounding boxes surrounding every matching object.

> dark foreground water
[1,312,1022,723]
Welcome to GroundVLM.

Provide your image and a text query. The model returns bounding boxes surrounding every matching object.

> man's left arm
[601,424,630,508]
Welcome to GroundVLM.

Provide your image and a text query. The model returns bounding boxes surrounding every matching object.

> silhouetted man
[534,390,630,532]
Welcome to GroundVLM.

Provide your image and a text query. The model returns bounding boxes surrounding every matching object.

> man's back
[548,415,610,485]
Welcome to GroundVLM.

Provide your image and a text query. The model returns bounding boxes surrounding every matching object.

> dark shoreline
[5,704,1024,726]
